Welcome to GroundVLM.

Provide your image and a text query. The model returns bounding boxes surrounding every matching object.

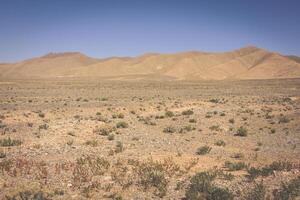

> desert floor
[0,79,299,199]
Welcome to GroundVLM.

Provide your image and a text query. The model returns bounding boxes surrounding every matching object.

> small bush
[229,118,235,124]
[196,145,212,155]
[136,160,169,197]
[85,140,98,147]
[115,141,124,153]
[235,126,248,137]
[245,181,266,200]
[107,134,115,141]
[209,99,219,103]
[4,190,50,200]
[273,176,300,200]
[185,171,233,200]
[209,125,221,131]
[247,161,298,180]
[0,138,22,147]
[215,140,226,147]
[180,125,194,133]
[189,119,197,123]
[117,113,124,119]
[116,121,128,128]
[270,128,276,134]
[94,125,115,136]
[39,124,49,130]
[182,109,194,115]
[165,111,174,117]
[278,116,290,123]
[225,161,247,171]
[163,126,176,133]
[0,151,6,158]
[231,153,244,159]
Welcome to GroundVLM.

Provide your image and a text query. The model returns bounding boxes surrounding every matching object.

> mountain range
[1,46,300,80]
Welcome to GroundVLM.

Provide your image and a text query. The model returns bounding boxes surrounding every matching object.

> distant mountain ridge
[1,46,300,80]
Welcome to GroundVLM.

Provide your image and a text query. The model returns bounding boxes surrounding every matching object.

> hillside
[286,55,300,64]
[1,46,300,80]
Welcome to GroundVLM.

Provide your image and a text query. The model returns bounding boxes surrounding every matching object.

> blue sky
[0,0,299,62]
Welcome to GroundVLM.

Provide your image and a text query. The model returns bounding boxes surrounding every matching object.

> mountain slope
[286,55,300,64]
[1,46,300,80]
[0,52,99,79]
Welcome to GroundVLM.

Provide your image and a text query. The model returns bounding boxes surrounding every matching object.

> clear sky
[0,0,299,62]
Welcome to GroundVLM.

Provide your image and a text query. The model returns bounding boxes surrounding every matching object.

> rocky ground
[0,79,299,199]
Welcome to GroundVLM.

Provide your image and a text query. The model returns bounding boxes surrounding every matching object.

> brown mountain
[1,46,300,80]
[286,55,300,64]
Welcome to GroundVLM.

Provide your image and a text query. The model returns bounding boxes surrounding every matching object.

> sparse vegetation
[0,78,299,199]
[273,176,300,200]
[247,161,299,180]
[185,171,233,200]
[244,181,266,200]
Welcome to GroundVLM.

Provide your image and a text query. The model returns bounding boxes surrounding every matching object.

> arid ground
[0,79,299,199]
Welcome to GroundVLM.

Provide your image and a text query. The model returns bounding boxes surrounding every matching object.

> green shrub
[180,125,194,133]
[0,151,6,158]
[136,160,168,197]
[0,138,22,147]
[182,109,194,115]
[225,161,247,171]
[115,141,124,153]
[4,190,50,200]
[107,134,115,141]
[189,119,197,123]
[94,125,115,136]
[116,121,128,128]
[270,128,276,134]
[117,113,124,119]
[209,99,219,103]
[278,116,290,123]
[273,176,300,200]
[220,113,226,116]
[196,145,212,155]
[215,140,226,147]
[245,181,266,200]
[165,111,174,117]
[229,118,235,124]
[85,140,98,147]
[235,126,248,137]
[209,125,221,131]
[39,124,49,130]
[247,161,298,180]
[185,171,233,200]
[163,126,176,133]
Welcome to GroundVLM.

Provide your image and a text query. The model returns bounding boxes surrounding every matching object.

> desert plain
[0,78,299,199]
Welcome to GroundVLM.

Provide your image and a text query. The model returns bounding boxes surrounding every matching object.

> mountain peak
[42,52,84,59]
[236,45,260,51]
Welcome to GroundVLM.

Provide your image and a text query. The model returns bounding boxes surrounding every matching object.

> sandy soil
[0,79,299,199]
